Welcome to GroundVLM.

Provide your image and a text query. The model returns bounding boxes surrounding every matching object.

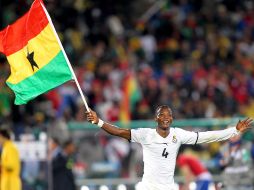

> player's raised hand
[85,109,99,124]
[236,118,253,133]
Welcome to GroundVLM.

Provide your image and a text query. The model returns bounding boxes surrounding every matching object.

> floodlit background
[0,0,254,190]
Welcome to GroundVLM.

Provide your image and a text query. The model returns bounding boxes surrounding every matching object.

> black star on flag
[26,51,39,71]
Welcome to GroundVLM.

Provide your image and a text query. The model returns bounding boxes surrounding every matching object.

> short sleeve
[131,128,149,144]
[175,128,198,145]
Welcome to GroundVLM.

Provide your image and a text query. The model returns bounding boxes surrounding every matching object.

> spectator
[219,130,254,190]
[0,128,21,190]
[52,139,76,190]
[177,148,213,190]
[104,137,131,177]
[48,137,61,161]
[48,137,61,190]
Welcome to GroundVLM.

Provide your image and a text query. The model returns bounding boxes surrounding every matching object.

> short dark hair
[0,129,11,139]
[62,139,74,149]
[155,105,171,115]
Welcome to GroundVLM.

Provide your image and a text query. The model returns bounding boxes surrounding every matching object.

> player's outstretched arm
[85,109,131,141]
[196,118,253,144]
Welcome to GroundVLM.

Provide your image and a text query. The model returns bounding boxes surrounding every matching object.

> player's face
[155,107,173,130]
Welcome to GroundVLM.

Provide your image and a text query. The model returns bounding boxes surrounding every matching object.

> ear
[154,116,158,122]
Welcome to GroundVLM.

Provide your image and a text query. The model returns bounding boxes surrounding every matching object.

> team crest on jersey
[172,135,177,143]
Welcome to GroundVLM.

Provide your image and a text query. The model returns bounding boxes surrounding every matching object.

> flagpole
[40,0,90,112]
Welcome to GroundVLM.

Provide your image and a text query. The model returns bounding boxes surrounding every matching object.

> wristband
[97,119,104,128]
[236,128,241,134]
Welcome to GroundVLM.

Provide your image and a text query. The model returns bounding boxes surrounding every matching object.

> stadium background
[0,0,254,189]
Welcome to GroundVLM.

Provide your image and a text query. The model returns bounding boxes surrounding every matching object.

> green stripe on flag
[7,51,72,105]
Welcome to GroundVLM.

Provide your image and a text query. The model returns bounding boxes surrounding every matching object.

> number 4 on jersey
[162,148,169,158]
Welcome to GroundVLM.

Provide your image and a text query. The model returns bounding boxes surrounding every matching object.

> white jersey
[131,127,239,190]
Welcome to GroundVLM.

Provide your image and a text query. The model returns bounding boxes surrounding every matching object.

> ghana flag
[0,0,73,105]
[120,72,142,126]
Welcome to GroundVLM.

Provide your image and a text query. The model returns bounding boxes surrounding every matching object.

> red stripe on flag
[0,0,48,56]
[0,31,3,53]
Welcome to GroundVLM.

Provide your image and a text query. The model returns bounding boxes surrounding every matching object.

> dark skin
[85,106,253,140]
[86,109,131,140]
[154,107,173,138]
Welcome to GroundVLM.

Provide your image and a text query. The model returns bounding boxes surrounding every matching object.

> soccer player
[85,105,253,190]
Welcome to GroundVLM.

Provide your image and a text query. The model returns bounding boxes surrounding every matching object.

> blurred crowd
[1,0,254,127]
[1,0,254,189]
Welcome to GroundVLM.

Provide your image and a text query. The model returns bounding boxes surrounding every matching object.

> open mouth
[162,120,170,125]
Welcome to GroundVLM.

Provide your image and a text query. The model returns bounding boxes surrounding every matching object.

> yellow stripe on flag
[7,23,61,84]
